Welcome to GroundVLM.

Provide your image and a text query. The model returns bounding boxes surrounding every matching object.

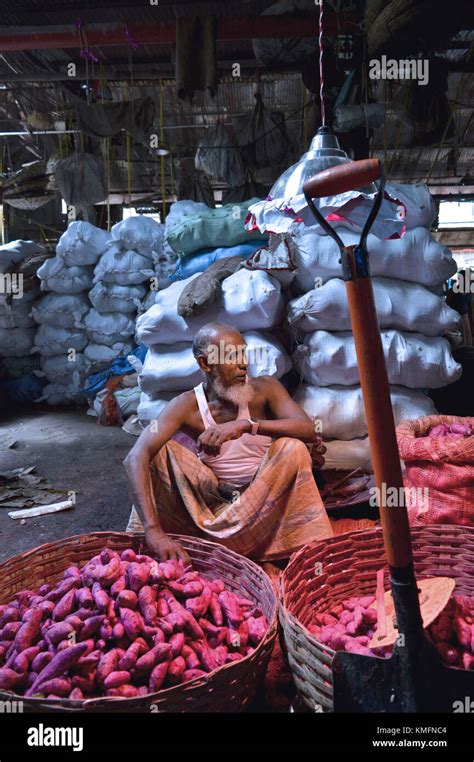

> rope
[319,0,326,126]
[160,78,166,221]
[126,131,132,207]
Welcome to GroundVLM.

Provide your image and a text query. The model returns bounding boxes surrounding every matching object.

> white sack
[166,200,210,229]
[136,270,285,347]
[37,382,84,406]
[0,327,36,357]
[0,300,35,329]
[321,438,372,471]
[93,246,154,286]
[37,257,93,293]
[89,281,145,313]
[111,216,164,257]
[294,330,462,389]
[0,240,46,274]
[294,383,437,440]
[40,353,87,385]
[31,292,90,328]
[84,309,135,346]
[56,221,111,266]
[34,325,88,356]
[288,226,456,292]
[385,182,436,229]
[92,386,141,418]
[288,277,459,337]
[137,391,176,424]
[138,331,291,397]
[84,340,135,373]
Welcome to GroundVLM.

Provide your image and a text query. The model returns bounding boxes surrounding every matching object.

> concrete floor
[0,406,136,563]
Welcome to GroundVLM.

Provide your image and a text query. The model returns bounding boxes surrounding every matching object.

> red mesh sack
[397,415,474,526]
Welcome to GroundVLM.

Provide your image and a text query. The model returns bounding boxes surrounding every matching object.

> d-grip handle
[303,158,382,199]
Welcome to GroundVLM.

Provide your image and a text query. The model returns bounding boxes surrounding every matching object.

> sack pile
[34,222,104,404]
[285,183,460,470]
[0,240,46,380]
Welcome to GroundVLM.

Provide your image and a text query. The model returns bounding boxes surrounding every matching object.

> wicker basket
[279,524,474,712]
[0,532,277,713]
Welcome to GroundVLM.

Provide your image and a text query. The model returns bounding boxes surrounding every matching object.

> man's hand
[145,526,191,564]
[197,419,249,455]
[309,436,327,470]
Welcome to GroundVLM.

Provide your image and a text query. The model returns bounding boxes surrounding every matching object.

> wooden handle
[303,158,381,199]
[345,264,413,569]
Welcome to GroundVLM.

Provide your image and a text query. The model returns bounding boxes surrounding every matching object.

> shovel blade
[333,641,474,713]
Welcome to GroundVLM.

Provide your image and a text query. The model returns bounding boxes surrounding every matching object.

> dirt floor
[0,405,136,563]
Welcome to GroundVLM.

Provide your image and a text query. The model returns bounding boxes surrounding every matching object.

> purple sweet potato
[183,581,204,598]
[13,646,40,673]
[75,587,94,609]
[110,577,127,598]
[96,649,120,687]
[103,670,131,689]
[183,668,206,682]
[169,632,185,658]
[209,594,223,626]
[182,644,200,670]
[0,607,19,629]
[31,651,53,673]
[45,622,74,646]
[247,616,267,646]
[149,661,168,691]
[26,642,88,696]
[112,623,125,640]
[138,586,157,624]
[45,577,80,602]
[69,686,84,700]
[107,684,139,698]
[91,583,109,612]
[0,667,24,689]
[36,677,72,697]
[80,616,106,640]
[185,587,212,619]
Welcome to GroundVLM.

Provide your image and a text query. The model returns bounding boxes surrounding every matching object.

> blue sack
[170,240,267,282]
[83,344,148,396]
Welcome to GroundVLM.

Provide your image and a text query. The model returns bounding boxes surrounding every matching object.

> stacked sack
[0,240,46,382]
[135,267,289,424]
[87,216,169,419]
[34,222,107,405]
[285,183,462,470]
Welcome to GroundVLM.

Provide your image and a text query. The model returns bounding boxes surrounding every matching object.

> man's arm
[253,376,319,442]
[123,394,192,563]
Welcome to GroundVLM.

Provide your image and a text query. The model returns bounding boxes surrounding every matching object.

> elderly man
[124,322,333,564]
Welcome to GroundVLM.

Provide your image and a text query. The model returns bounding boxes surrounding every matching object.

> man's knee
[271,437,312,460]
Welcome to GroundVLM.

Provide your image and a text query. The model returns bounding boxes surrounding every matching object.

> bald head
[192,322,244,363]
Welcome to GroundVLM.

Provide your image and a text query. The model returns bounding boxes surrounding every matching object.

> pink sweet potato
[167,656,186,685]
[169,632,185,658]
[0,667,24,689]
[192,641,219,673]
[121,549,136,562]
[119,608,143,640]
[247,616,267,646]
[213,645,228,667]
[80,616,106,640]
[31,651,52,673]
[36,677,72,697]
[91,583,109,612]
[127,562,150,592]
[52,589,76,622]
[72,673,95,693]
[103,670,131,689]
[116,590,138,610]
[46,622,75,646]
[138,586,157,624]
[63,566,81,580]
[209,579,225,594]
[1,621,22,640]
[209,594,223,627]
[112,623,125,640]
[183,668,206,681]
[69,686,84,700]
[156,598,170,618]
[75,588,94,609]
[0,607,19,629]
[182,644,200,670]
[96,649,120,687]
[149,661,168,691]
[82,556,121,589]
[185,587,212,619]
[218,591,243,627]
[106,684,139,697]
[119,639,148,671]
[110,577,127,597]
[38,584,52,596]
[45,577,80,603]
[13,646,40,673]
[135,643,172,674]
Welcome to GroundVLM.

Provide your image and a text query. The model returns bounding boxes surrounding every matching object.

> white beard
[213,376,254,407]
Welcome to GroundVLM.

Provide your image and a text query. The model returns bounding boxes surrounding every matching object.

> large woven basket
[279,524,474,712]
[0,532,277,713]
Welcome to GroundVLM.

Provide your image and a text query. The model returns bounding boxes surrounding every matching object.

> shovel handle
[303,158,381,199]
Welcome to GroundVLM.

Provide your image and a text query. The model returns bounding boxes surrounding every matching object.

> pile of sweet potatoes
[0,548,269,700]
[308,593,474,668]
